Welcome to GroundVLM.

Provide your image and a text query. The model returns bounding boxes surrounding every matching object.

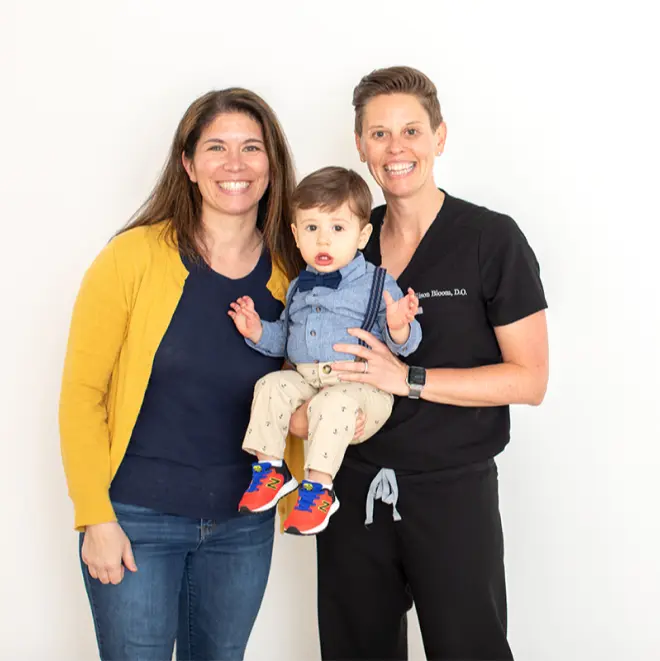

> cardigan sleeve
[59,238,131,530]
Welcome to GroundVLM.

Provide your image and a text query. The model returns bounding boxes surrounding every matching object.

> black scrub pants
[316,458,513,661]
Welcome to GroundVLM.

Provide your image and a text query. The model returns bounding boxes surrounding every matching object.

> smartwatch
[406,366,426,399]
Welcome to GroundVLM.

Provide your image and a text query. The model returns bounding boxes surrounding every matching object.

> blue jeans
[80,501,275,660]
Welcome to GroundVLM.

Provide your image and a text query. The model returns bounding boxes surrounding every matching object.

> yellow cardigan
[59,222,304,531]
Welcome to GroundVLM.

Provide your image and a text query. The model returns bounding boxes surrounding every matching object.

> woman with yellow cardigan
[59,88,305,660]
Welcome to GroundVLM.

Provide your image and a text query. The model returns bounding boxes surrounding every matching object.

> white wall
[1,1,658,659]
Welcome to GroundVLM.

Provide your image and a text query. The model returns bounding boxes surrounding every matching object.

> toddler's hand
[384,288,419,332]
[228,296,263,344]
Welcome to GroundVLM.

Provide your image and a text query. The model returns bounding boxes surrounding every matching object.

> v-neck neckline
[181,247,268,286]
[368,189,452,285]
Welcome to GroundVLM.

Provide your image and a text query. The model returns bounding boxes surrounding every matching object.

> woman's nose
[387,136,404,154]
[223,150,246,171]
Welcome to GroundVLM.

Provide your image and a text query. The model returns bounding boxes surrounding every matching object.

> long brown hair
[120,88,304,280]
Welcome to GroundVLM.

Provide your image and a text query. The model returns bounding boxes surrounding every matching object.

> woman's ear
[182,151,197,183]
[435,122,448,157]
[355,132,366,163]
[358,222,373,249]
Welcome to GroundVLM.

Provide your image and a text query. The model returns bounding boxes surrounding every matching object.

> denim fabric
[248,252,422,363]
[80,501,274,660]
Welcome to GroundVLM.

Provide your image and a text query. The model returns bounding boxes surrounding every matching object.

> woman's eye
[373,130,386,139]
[406,128,418,136]
[306,225,317,232]
[244,145,260,152]
[209,145,224,151]
[333,225,344,232]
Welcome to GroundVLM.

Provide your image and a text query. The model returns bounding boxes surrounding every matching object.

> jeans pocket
[227,509,276,539]
[111,500,160,515]
[110,501,178,547]
[111,500,162,519]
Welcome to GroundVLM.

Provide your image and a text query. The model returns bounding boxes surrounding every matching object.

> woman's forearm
[421,362,547,407]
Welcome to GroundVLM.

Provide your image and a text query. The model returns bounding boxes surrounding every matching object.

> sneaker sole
[239,477,299,514]
[284,497,340,536]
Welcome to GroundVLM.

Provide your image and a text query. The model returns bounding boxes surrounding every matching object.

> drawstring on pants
[364,468,401,526]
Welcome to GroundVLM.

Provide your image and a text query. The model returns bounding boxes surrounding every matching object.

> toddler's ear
[291,223,299,247]
[357,222,373,250]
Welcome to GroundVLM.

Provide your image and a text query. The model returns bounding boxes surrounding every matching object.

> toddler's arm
[228,296,263,343]
[378,277,423,357]
[228,279,298,358]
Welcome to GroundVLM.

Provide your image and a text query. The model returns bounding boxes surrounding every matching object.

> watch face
[408,366,426,386]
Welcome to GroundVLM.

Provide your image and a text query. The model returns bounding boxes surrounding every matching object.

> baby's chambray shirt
[247,252,422,364]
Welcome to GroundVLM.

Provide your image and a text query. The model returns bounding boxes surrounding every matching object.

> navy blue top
[110,249,284,520]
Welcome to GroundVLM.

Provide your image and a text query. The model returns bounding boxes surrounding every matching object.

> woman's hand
[228,296,263,344]
[289,397,366,440]
[332,328,410,397]
[81,521,138,585]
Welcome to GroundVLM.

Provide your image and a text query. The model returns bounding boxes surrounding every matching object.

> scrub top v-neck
[349,191,547,472]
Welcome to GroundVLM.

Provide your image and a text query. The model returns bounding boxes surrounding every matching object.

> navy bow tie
[298,269,342,292]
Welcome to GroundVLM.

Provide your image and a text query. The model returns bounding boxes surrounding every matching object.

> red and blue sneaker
[283,480,340,535]
[238,461,298,514]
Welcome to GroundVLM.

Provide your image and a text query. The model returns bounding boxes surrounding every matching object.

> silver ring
[363,361,369,374]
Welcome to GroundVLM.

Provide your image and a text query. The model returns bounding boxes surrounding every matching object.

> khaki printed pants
[242,361,393,478]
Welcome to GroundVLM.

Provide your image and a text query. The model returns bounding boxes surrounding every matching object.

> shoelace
[295,483,323,512]
[246,463,272,493]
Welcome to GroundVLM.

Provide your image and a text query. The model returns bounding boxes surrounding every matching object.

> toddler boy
[229,166,421,535]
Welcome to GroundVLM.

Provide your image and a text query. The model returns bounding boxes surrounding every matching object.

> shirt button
[322,364,332,374]
[310,330,316,337]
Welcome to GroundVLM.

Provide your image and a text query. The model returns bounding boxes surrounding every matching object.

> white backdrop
[1,1,658,659]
